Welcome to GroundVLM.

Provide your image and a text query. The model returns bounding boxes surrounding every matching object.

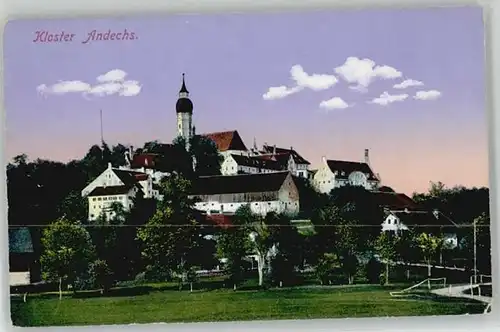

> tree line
[7,138,491,297]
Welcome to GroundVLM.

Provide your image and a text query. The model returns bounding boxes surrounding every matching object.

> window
[90,214,94,218]
[103,197,108,201]
[92,198,96,201]
[98,197,102,201]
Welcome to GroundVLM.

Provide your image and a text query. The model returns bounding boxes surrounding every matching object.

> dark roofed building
[87,184,139,197]
[262,145,311,165]
[326,160,377,180]
[313,155,381,194]
[190,172,300,216]
[191,171,291,195]
[9,227,36,285]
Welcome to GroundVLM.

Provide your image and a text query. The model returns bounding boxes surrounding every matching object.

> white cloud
[319,97,349,110]
[370,91,409,106]
[262,85,303,100]
[334,57,402,89]
[414,90,441,101]
[96,69,128,83]
[290,65,338,91]
[37,69,141,98]
[36,81,91,95]
[263,64,337,100]
[393,79,424,89]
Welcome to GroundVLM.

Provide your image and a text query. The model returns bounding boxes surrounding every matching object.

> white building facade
[190,171,300,216]
[313,150,380,194]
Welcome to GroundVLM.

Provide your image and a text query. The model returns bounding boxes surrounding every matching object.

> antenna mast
[100,109,104,144]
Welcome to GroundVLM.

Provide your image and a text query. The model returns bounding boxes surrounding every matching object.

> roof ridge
[198,171,290,179]
[201,130,237,135]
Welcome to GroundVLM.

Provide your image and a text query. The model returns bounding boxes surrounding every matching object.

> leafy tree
[414,232,444,279]
[375,231,399,285]
[189,135,223,176]
[267,213,303,285]
[462,213,491,274]
[40,219,95,299]
[88,259,114,294]
[314,253,339,285]
[137,174,200,287]
[248,213,274,287]
[57,190,88,222]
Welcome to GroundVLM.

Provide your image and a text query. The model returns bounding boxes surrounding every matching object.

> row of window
[91,196,124,202]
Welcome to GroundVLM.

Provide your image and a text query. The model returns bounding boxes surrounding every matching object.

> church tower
[176,73,193,141]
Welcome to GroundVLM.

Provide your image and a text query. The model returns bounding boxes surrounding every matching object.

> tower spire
[179,73,189,96]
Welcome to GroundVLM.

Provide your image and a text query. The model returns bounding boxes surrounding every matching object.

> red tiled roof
[204,214,233,229]
[134,173,149,181]
[371,191,419,210]
[202,130,248,151]
[88,185,135,197]
[131,153,158,169]
[326,160,377,180]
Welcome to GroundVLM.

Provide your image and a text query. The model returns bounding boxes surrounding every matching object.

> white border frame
[0,0,498,331]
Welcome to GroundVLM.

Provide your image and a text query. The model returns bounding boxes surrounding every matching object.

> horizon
[3,7,488,195]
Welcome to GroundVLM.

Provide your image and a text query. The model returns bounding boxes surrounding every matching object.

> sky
[3,6,488,195]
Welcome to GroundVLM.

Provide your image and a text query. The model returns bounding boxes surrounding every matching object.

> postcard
[4,6,492,327]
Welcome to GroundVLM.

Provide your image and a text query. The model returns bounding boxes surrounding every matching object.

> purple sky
[4,7,487,195]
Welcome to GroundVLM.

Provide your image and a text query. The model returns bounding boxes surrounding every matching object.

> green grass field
[11,282,486,327]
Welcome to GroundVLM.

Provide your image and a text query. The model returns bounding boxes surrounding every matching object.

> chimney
[321,156,327,164]
[273,144,276,155]
[107,162,112,169]
[364,149,370,164]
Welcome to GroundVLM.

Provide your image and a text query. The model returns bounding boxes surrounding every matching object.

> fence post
[448,285,452,296]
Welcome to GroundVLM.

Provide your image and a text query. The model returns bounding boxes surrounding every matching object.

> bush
[365,258,382,284]
[88,259,114,294]
[314,253,338,285]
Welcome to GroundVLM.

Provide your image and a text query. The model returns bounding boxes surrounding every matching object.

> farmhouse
[189,171,300,216]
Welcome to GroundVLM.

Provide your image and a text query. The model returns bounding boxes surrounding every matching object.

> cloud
[263,64,337,100]
[96,69,128,83]
[414,90,441,101]
[290,65,338,91]
[36,81,91,95]
[319,97,349,110]
[393,79,424,89]
[334,57,402,89]
[263,85,303,100]
[370,91,409,106]
[37,69,141,98]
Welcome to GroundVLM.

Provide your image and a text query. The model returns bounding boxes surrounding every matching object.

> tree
[57,190,88,222]
[328,186,385,284]
[462,213,491,274]
[40,219,95,299]
[375,232,399,285]
[88,259,114,295]
[267,213,303,285]
[189,135,223,176]
[414,232,444,279]
[314,253,339,285]
[216,208,250,289]
[248,212,274,287]
[137,174,200,287]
